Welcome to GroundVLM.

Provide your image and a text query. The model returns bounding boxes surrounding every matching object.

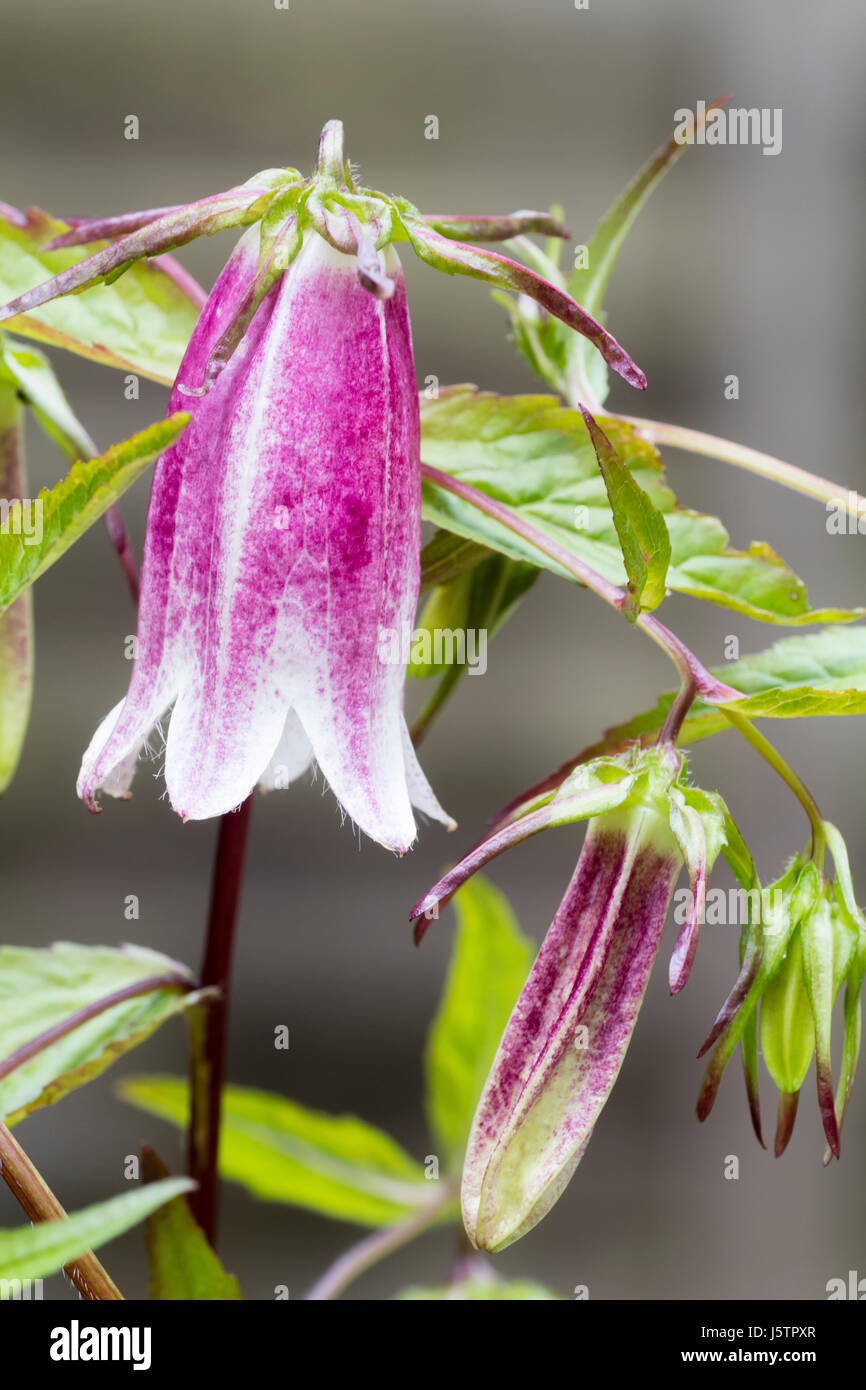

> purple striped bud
[412,745,732,1249]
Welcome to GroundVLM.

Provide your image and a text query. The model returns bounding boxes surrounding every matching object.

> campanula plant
[0,106,864,1303]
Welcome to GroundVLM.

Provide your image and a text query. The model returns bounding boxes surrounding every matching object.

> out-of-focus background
[1,0,864,1300]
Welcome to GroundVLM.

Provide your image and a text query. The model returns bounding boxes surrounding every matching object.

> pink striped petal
[79,228,449,850]
[462,808,681,1251]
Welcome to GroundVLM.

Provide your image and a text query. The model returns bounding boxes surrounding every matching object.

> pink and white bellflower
[0,122,646,851]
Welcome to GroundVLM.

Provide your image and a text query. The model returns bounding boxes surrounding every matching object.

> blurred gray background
[1,0,865,1300]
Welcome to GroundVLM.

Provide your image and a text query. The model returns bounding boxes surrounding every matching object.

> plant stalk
[722,709,826,868]
[615,414,866,519]
[305,1191,456,1301]
[187,795,254,1245]
[0,1123,123,1300]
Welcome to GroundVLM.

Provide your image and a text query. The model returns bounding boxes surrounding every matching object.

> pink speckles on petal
[77,230,450,849]
[462,810,681,1251]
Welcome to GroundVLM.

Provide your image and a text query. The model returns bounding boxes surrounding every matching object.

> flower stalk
[187,795,253,1245]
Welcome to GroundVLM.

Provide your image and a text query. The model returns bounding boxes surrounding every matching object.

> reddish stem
[187,796,254,1244]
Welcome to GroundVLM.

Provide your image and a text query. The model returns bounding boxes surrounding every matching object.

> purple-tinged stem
[658,675,698,746]
[103,504,139,602]
[420,461,738,703]
[305,1190,456,1301]
[0,974,193,1084]
[0,1123,123,1299]
[187,795,254,1245]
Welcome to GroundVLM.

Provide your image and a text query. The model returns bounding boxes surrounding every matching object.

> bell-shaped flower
[411,745,732,1250]
[698,823,866,1160]
[0,122,646,851]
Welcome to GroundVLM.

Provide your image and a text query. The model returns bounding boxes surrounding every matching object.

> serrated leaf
[396,1277,561,1300]
[600,625,866,751]
[0,943,206,1124]
[0,204,201,385]
[0,1178,193,1285]
[0,380,31,791]
[424,877,534,1173]
[581,406,670,616]
[120,1077,438,1229]
[420,388,859,625]
[0,412,189,613]
[142,1147,241,1300]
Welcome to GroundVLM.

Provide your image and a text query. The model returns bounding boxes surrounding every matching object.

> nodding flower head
[412,744,733,1250]
[0,122,647,852]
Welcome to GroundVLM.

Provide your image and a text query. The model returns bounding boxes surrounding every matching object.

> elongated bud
[441,744,731,1251]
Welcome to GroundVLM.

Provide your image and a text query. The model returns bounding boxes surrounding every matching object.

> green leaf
[581,406,670,616]
[396,1277,561,1300]
[0,1179,193,1286]
[419,529,491,590]
[0,333,95,460]
[566,108,719,406]
[0,205,201,385]
[601,625,866,750]
[0,379,31,792]
[410,554,538,743]
[142,1147,241,1300]
[0,943,207,1124]
[424,876,534,1173]
[0,412,189,613]
[420,387,859,626]
[120,1077,438,1228]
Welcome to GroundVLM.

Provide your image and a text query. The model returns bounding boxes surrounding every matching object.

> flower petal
[77,229,263,810]
[462,808,681,1251]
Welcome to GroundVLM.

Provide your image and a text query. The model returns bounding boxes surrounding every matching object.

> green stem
[615,414,866,518]
[722,709,826,868]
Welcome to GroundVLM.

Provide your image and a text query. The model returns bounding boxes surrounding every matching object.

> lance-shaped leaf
[424,877,533,1173]
[120,1077,438,1228]
[142,1146,241,1300]
[0,334,96,461]
[0,1178,193,1285]
[0,944,207,1123]
[580,405,670,617]
[0,379,31,791]
[567,99,727,407]
[0,203,206,384]
[0,412,189,614]
[401,217,646,391]
[409,553,538,744]
[419,388,858,626]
